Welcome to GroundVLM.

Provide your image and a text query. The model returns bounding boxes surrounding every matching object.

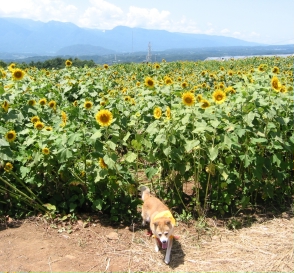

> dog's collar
[153,210,176,225]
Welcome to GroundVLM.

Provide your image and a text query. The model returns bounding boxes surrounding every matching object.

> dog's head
[153,218,174,249]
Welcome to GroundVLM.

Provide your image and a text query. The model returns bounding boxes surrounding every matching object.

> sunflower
[42,147,50,155]
[212,90,226,104]
[48,100,57,109]
[272,66,280,74]
[2,101,9,112]
[99,157,108,169]
[201,83,207,88]
[34,121,45,130]
[124,96,131,102]
[182,92,195,106]
[1,70,7,78]
[196,94,203,102]
[145,77,155,88]
[103,64,109,69]
[200,99,211,109]
[205,162,215,176]
[225,86,236,94]
[166,106,171,119]
[39,98,47,106]
[28,99,36,106]
[181,81,188,89]
[271,76,282,92]
[154,63,160,69]
[31,116,40,123]
[227,70,234,76]
[45,126,53,131]
[73,100,78,107]
[5,130,17,142]
[280,85,287,93]
[65,60,72,67]
[84,100,93,110]
[136,81,141,87]
[4,162,13,172]
[95,109,113,127]
[8,63,16,71]
[258,64,265,72]
[218,83,225,89]
[164,77,173,85]
[61,111,67,122]
[153,107,162,119]
[12,69,25,81]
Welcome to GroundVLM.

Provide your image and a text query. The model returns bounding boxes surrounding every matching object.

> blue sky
[0,0,293,44]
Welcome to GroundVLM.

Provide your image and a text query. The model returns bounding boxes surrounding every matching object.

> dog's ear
[165,220,171,225]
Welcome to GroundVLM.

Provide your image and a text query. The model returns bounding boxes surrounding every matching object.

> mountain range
[0,17,262,57]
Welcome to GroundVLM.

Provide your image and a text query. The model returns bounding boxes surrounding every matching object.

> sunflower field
[0,57,293,222]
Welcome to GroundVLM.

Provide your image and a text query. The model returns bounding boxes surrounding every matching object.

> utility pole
[146,42,152,63]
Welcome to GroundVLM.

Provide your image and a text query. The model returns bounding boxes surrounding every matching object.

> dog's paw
[164,257,170,264]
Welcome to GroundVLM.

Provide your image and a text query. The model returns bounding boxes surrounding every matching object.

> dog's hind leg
[164,236,173,264]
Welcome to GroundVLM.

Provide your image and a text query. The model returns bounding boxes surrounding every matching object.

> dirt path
[0,212,293,272]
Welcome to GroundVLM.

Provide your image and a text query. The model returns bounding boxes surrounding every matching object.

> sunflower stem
[0,176,47,212]
[10,171,44,206]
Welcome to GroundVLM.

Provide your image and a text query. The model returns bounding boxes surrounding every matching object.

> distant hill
[2,44,292,65]
[0,17,263,56]
[56,44,115,56]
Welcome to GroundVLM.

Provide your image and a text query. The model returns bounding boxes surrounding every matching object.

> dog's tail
[139,185,150,201]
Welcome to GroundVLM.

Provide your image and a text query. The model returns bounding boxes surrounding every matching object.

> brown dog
[139,185,175,264]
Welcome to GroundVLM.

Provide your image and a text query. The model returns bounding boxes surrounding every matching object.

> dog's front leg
[164,236,173,264]
[154,237,160,252]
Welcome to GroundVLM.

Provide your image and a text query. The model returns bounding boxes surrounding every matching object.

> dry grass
[0,210,293,272]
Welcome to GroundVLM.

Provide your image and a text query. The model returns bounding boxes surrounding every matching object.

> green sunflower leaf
[208,146,219,161]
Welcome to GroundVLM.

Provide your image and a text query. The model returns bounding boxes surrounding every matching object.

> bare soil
[0,209,293,272]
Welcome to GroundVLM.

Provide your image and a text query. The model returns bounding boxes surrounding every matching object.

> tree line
[0,57,96,69]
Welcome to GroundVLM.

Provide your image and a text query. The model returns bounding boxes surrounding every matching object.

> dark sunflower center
[15,71,22,78]
[185,97,192,103]
[100,114,109,122]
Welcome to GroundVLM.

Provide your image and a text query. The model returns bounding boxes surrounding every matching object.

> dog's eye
[164,232,168,236]
[158,233,162,237]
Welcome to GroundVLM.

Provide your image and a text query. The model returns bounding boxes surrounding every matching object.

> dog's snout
[161,239,167,243]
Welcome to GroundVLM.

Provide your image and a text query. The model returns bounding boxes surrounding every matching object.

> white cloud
[250,31,260,37]
[221,28,230,34]
[0,0,266,43]
[125,6,170,28]
[78,0,124,28]
[205,28,215,35]
[0,0,35,15]
[0,0,79,22]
